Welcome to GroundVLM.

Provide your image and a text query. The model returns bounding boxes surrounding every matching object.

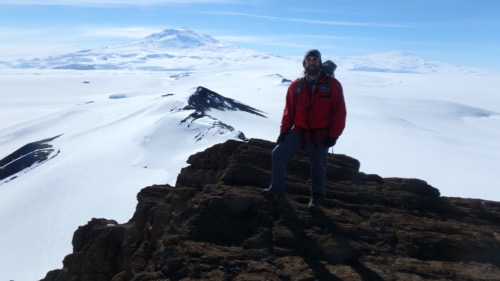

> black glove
[276,133,287,144]
[324,136,337,147]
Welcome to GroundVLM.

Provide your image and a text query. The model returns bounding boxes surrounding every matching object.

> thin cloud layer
[201,11,413,28]
[79,27,164,39]
[0,0,242,6]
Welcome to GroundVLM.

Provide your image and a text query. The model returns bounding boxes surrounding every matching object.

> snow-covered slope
[0,28,499,281]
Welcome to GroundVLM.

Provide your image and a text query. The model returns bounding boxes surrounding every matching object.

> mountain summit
[132,28,224,49]
[109,28,248,56]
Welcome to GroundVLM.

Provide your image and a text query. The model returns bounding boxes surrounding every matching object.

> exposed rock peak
[0,135,61,182]
[184,86,266,117]
[41,139,500,281]
[178,86,266,142]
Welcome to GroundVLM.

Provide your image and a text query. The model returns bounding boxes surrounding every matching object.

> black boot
[262,187,283,199]
[308,195,322,210]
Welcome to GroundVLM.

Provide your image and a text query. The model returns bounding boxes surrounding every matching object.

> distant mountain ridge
[335,51,484,74]
[0,28,484,74]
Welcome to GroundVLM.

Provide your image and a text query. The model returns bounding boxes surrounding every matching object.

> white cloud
[78,26,163,39]
[0,43,77,58]
[0,28,79,57]
[0,26,162,58]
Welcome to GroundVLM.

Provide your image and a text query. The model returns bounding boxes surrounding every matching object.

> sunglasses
[305,57,320,63]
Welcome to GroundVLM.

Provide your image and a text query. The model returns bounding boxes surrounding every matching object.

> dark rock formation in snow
[183,86,266,118]
[0,135,61,182]
[180,86,266,142]
[41,139,500,281]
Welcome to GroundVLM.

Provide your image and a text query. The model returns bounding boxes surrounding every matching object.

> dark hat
[304,49,321,60]
[303,49,322,66]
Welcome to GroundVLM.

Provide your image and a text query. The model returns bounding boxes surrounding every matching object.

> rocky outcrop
[0,134,61,182]
[41,139,500,281]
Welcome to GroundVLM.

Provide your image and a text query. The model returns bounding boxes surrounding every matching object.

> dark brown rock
[41,138,500,281]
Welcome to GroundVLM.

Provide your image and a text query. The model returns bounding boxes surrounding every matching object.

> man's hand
[324,136,338,147]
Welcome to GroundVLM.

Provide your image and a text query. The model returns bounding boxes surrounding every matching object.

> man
[262,49,347,210]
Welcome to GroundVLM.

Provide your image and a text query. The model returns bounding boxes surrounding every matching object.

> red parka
[280,74,346,140]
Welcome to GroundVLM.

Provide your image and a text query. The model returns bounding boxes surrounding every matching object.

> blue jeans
[270,130,329,197]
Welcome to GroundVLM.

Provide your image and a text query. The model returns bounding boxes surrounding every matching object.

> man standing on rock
[263,49,347,210]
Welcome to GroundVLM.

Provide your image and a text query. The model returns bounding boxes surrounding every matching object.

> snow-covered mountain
[127,28,225,48]
[0,28,280,71]
[1,28,499,281]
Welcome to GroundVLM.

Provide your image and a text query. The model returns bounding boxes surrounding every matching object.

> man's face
[304,56,321,76]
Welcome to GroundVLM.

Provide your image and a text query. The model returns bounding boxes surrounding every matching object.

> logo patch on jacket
[320,83,329,92]
[319,82,330,98]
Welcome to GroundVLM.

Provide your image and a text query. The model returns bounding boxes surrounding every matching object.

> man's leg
[268,130,301,194]
[305,141,329,198]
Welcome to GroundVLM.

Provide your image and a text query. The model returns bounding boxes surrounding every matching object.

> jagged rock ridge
[41,139,500,281]
[180,86,266,142]
[183,86,266,117]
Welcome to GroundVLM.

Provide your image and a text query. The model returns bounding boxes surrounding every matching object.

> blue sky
[1,0,499,70]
